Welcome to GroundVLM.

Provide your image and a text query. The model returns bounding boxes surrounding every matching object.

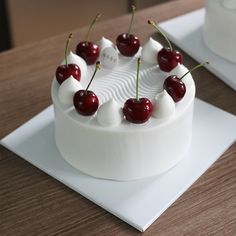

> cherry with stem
[73,61,101,116]
[164,61,209,102]
[123,58,153,123]
[148,19,183,72]
[76,14,102,65]
[116,5,140,57]
[56,33,81,84]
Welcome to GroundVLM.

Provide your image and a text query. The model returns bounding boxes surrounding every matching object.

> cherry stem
[128,5,136,36]
[148,20,173,51]
[180,61,209,80]
[65,33,73,66]
[86,13,102,44]
[136,58,141,101]
[85,61,101,92]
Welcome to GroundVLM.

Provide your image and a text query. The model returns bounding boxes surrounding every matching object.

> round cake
[52,48,196,181]
[203,0,236,63]
[51,14,202,181]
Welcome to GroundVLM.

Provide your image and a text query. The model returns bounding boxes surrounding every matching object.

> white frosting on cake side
[61,51,87,78]
[52,50,195,181]
[203,0,236,63]
[141,37,163,64]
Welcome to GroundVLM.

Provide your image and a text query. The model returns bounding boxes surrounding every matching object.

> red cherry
[116,33,140,57]
[56,64,81,85]
[73,90,99,116]
[73,61,101,116]
[148,20,183,72]
[76,13,101,65]
[163,75,186,102]
[158,48,183,72]
[123,98,153,123]
[116,5,140,57]
[76,42,99,65]
[163,61,209,102]
[55,33,81,84]
[123,58,153,123]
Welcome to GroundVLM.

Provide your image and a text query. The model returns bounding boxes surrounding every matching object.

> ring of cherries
[55,8,209,124]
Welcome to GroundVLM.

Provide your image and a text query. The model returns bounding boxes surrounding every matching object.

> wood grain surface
[0,0,236,235]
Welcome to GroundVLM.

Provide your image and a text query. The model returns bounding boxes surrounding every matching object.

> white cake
[203,0,236,63]
[51,46,195,181]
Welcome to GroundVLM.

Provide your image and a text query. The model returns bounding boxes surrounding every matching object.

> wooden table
[1,0,235,235]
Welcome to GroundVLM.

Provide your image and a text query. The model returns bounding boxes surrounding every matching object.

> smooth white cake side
[53,90,194,181]
[203,0,236,63]
[51,51,195,181]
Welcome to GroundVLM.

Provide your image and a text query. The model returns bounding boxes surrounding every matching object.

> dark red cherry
[76,41,99,65]
[158,48,183,72]
[148,20,183,72]
[116,33,140,57]
[116,5,140,57]
[56,64,81,84]
[163,75,186,102]
[73,90,99,116]
[56,33,81,84]
[76,13,101,65]
[73,61,101,116]
[123,98,153,123]
[123,58,153,123]
[163,61,209,102]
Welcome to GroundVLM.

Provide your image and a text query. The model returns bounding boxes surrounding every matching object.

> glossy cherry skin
[56,64,81,85]
[158,47,183,72]
[116,33,140,57]
[73,90,99,116]
[123,98,153,124]
[163,75,186,102]
[76,41,99,65]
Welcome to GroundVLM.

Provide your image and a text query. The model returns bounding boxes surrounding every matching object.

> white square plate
[160,9,236,90]
[1,99,236,231]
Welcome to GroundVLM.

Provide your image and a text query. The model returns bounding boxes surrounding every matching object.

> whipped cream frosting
[97,37,114,51]
[141,37,163,64]
[153,90,175,119]
[97,99,123,127]
[168,64,193,88]
[62,51,87,79]
[58,76,83,106]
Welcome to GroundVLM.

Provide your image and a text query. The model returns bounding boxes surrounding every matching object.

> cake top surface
[52,48,195,131]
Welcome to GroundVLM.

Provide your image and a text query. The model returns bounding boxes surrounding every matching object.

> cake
[51,11,208,181]
[203,0,236,63]
[52,54,195,180]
